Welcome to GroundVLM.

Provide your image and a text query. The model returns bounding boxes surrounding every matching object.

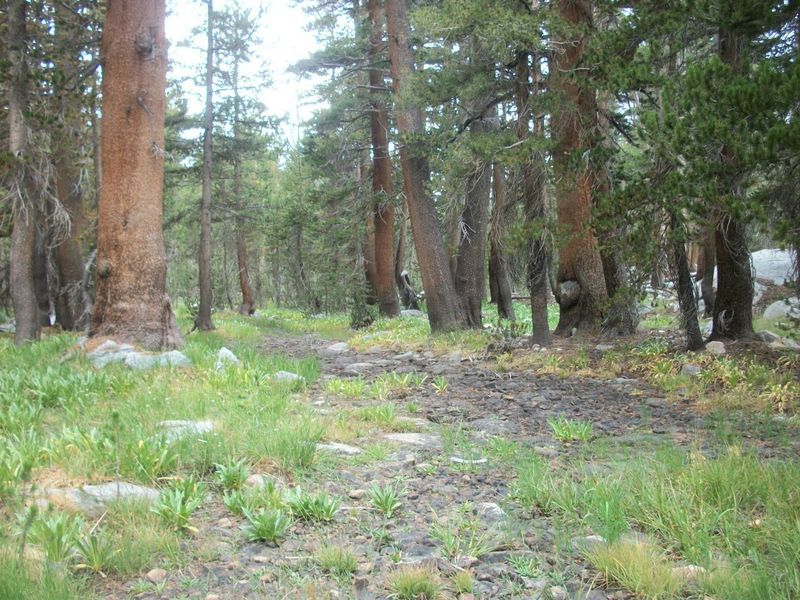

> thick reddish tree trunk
[385,0,466,332]
[7,0,41,345]
[236,220,255,315]
[91,0,183,349]
[551,0,608,336]
[197,0,215,330]
[368,0,400,317]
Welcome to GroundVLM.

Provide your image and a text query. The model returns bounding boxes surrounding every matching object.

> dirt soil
[104,332,799,600]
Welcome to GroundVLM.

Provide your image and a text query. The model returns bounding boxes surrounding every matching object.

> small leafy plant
[388,566,442,599]
[368,482,403,519]
[28,511,83,563]
[74,532,118,577]
[285,488,340,522]
[509,554,538,578]
[431,376,448,395]
[152,477,206,532]
[215,458,250,491]
[315,544,358,579]
[548,415,593,442]
[241,508,292,545]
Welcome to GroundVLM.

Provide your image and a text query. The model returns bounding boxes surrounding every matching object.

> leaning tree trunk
[551,0,608,336]
[368,0,400,317]
[33,230,50,327]
[91,0,183,350]
[488,163,515,320]
[385,0,466,332]
[517,50,550,346]
[711,24,754,340]
[197,0,215,330]
[7,0,41,345]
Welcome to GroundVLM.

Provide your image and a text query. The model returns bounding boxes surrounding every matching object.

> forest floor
[2,307,799,600]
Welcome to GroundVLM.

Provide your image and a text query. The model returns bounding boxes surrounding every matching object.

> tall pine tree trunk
[711,25,754,340]
[670,214,704,351]
[699,228,716,317]
[453,40,491,328]
[53,1,89,331]
[7,0,41,344]
[489,163,515,320]
[91,0,183,349]
[517,51,550,346]
[385,0,466,332]
[551,0,608,336]
[197,0,215,330]
[368,0,400,317]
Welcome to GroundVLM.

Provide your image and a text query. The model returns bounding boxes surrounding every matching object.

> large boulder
[752,249,795,285]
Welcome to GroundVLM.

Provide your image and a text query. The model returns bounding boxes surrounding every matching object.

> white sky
[166,0,323,144]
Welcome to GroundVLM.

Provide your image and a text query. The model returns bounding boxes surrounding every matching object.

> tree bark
[489,163,515,320]
[670,214,704,351]
[197,0,215,330]
[235,219,255,315]
[711,24,754,340]
[551,0,608,336]
[453,41,491,328]
[52,1,89,332]
[91,0,183,349]
[368,0,400,317]
[517,51,550,346]
[33,230,50,327]
[699,228,716,317]
[7,0,41,345]
[385,0,466,332]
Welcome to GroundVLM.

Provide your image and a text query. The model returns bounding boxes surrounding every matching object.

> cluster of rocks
[87,339,191,370]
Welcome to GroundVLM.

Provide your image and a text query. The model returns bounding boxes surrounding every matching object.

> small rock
[680,363,702,377]
[450,456,488,465]
[146,568,168,584]
[476,501,506,524]
[205,595,220,600]
[549,585,569,600]
[348,489,366,500]
[572,534,607,552]
[252,555,270,563]
[672,564,706,583]
[324,342,350,355]
[215,347,240,369]
[358,561,374,574]
[244,473,284,489]
[595,343,614,353]
[317,442,363,455]
[757,330,781,343]
[216,518,233,528]
[383,433,442,449]
[705,340,726,356]
[270,371,305,383]
[159,419,214,442]
[400,309,425,318]
[533,446,559,459]
[344,362,375,375]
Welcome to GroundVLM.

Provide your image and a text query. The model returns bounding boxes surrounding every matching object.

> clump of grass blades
[284,487,340,522]
[315,544,358,579]
[387,565,442,600]
[241,508,292,544]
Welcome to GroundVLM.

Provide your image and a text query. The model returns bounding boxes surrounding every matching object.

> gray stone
[244,473,285,490]
[757,330,781,343]
[450,456,488,465]
[215,347,240,369]
[0,323,15,333]
[270,371,305,383]
[344,362,375,375]
[41,481,160,516]
[533,446,559,459]
[764,298,800,321]
[159,351,192,368]
[680,363,702,377]
[323,342,350,355]
[595,344,615,353]
[88,340,136,368]
[400,309,425,318]
[124,353,159,370]
[476,501,506,524]
[159,419,214,441]
[705,340,726,356]
[752,248,795,285]
[317,442,363,455]
[383,433,442,449]
[146,568,168,584]
[549,586,569,600]
[572,534,607,553]
[672,564,706,584]
[395,351,415,360]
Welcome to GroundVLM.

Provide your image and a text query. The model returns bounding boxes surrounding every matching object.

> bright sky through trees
[166,0,322,143]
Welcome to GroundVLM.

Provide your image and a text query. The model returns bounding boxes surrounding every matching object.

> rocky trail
[103,332,797,600]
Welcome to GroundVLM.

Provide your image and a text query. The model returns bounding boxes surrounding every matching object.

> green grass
[314,544,358,579]
[548,415,594,442]
[387,565,442,599]
[0,551,89,600]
